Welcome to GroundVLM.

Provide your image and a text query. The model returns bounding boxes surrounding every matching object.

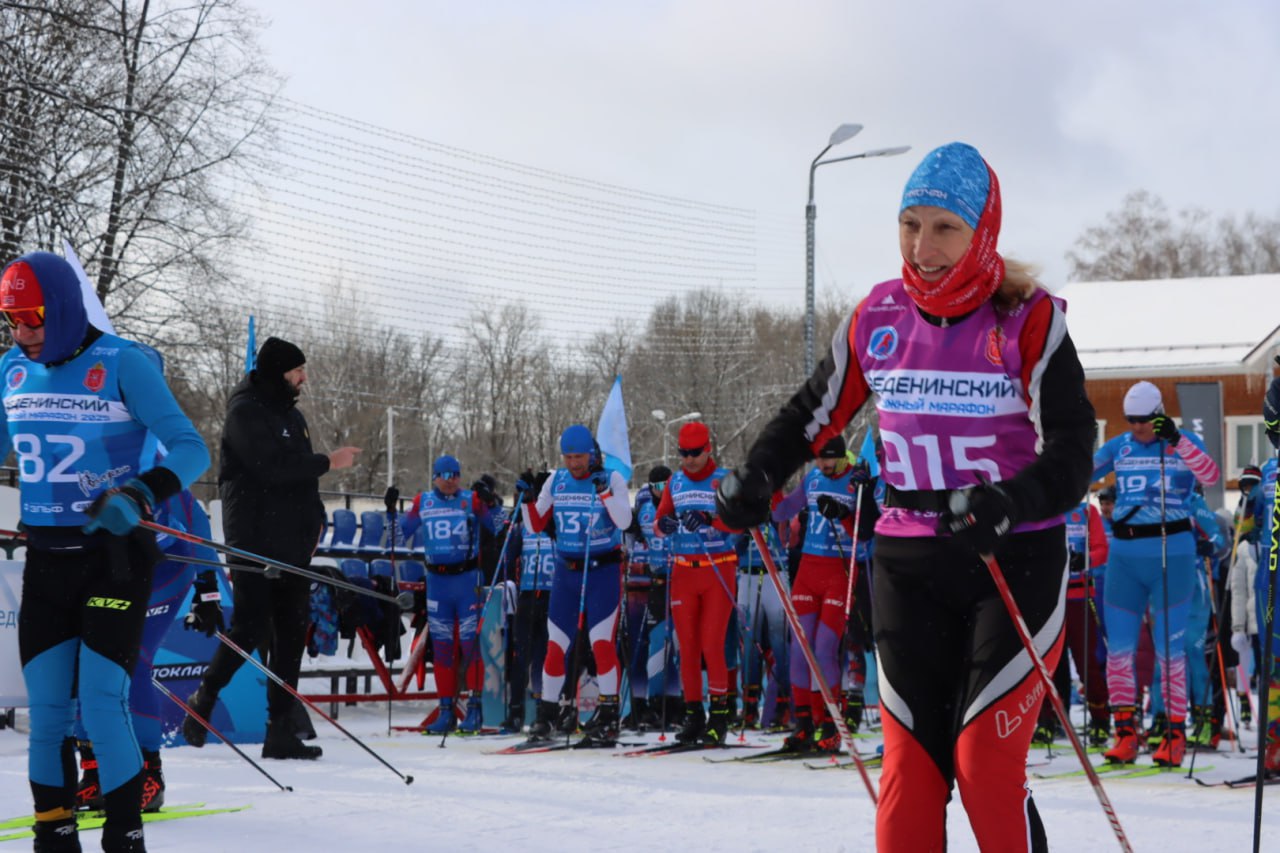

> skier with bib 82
[2,252,210,853]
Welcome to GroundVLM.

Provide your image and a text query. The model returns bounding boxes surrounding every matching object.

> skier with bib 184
[399,454,501,734]
[2,251,210,853]
[1092,381,1219,768]
[715,143,1096,852]
[520,425,631,745]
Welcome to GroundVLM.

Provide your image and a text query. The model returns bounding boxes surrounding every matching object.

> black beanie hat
[648,464,672,484]
[818,435,847,459]
[256,337,306,378]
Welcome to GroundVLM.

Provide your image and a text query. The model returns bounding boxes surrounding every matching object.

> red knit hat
[678,421,710,450]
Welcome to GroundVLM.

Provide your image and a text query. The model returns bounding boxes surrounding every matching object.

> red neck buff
[901,165,1005,319]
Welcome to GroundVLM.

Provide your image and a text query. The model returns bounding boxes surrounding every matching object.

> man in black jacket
[182,337,360,759]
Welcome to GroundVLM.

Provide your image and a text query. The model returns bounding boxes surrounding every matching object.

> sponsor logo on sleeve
[6,365,25,390]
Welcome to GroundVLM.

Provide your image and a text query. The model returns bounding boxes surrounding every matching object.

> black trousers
[509,589,550,706]
[199,564,311,722]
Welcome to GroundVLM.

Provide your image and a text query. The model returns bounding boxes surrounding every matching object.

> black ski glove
[938,483,1018,556]
[1151,414,1180,444]
[183,571,224,638]
[715,464,772,529]
[816,495,851,521]
[680,510,713,532]
[1068,551,1086,574]
[656,514,679,535]
[1265,367,1280,450]
[384,486,400,514]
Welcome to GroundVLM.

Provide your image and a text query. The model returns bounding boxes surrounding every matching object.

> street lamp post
[651,409,703,467]
[804,125,912,376]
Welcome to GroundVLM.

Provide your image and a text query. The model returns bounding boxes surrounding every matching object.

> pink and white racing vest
[853,278,1064,538]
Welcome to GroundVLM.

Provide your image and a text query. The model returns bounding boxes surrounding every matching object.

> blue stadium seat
[339,558,369,579]
[397,560,426,590]
[358,511,385,552]
[328,509,358,551]
[368,558,394,580]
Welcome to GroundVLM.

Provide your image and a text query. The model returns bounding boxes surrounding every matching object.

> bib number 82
[12,433,85,484]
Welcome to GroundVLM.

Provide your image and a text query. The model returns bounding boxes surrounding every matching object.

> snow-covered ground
[1,698,1275,852]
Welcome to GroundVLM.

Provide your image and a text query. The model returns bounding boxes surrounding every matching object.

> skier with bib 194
[520,425,631,745]
[715,143,1096,852]
[399,454,501,734]
[1092,381,1219,768]
[2,251,210,853]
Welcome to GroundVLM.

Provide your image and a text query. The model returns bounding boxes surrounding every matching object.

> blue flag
[596,376,632,483]
[856,430,880,477]
[244,315,256,374]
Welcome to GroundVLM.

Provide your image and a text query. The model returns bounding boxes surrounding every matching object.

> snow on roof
[1053,273,1280,375]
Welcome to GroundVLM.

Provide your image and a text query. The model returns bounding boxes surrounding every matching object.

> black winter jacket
[219,372,329,567]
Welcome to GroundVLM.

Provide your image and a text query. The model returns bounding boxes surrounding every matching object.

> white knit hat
[1123,381,1164,417]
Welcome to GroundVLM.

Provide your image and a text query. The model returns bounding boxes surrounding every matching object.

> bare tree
[0,0,278,338]
[1067,190,1280,280]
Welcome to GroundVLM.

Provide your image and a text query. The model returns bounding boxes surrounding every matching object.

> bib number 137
[880,430,1000,490]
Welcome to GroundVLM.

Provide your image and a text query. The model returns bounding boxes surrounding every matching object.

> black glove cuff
[137,467,182,506]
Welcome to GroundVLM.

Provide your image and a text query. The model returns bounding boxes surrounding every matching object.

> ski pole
[567,493,596,746]
[140,520,413,610]
[153,680,293,793]
[213,631,414,785]
[1202,554,1243,754]
[749,527,878,804]
[1253,451,1280,853]
[1158,443,1175,756]
[974,545,1133,852]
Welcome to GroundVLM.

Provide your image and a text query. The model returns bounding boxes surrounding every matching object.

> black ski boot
[74,741,103,812]
[702,695,731,746]
[500,702,525,734]
[181,687,215,748]
[32,815,80,853]
[663,695,684,729]
[579,695,620,746]
[555,700,580,735]
[675,700,706,744]
[623,696,649,731]
[290,699,317,741]
[740,685,761,729]
[139,750,165,813]
[526,700,559,743]
[636,697,662,731]
[844,690,865,734]
[100,822,146,853]
[783,706,816,753]
[139,753,165,809]
[262,718,322,760]
[816,720,841,753]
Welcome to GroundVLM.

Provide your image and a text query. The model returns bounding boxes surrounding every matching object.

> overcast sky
[247,0,1280,306]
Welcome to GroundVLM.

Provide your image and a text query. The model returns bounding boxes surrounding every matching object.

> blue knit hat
[559,424,595,454]
[433,454,461,478]
[900,142,990,229]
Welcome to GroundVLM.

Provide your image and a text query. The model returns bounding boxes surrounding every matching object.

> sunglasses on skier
[678,446,706,458]
[1,306,45,330]
[1125,414,1155,424]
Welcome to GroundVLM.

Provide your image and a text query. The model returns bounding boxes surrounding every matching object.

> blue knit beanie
[559,424,595,454]
[900,142,990,229]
